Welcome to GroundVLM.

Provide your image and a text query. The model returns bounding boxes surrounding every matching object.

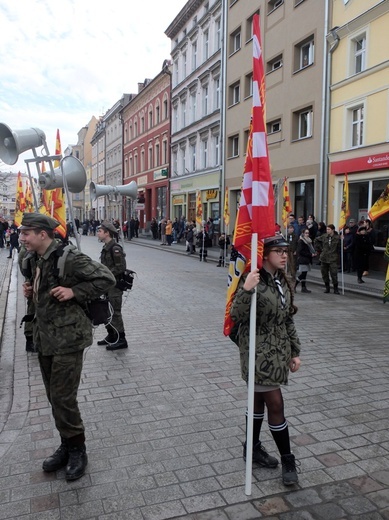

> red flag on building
[14,172,26,226]
[282,177,292,229]
[52,129,67,238]
[224,14,275,336]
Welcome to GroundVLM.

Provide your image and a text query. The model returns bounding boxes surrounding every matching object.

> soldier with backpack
[19,212,115,481]
[97,220,129,350]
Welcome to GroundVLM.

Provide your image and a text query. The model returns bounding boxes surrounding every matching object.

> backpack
[108,246,136,291]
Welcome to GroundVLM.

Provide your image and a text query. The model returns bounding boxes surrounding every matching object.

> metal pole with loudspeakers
[0,123,87,250]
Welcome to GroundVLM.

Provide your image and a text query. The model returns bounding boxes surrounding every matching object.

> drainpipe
[319,0,340,224]
[220,0,228,236]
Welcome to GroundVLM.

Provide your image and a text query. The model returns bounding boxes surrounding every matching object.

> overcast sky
[0,0,187,174]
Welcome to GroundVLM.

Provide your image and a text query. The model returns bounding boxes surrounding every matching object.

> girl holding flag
[230,235,301,486]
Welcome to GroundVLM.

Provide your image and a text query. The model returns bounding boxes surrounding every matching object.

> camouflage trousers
[320,261,338,286]
[108,287,124,333]
[38,351,85,439]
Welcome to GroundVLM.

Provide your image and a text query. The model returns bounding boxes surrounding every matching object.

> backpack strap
[53,244,79,280]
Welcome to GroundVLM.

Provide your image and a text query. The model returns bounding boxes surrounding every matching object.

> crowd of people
[286,213,377,293]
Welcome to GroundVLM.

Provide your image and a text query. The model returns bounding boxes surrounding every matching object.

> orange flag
[224,14,275,336]
[52,129,67,238]
[14,172,26,226]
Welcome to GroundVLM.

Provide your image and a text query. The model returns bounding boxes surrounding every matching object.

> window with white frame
[244,73,253,98]
[141,116,145,134]
[354,35,366,74]
[190,142,196,171]
[201,138,208,169]
[181,98,187,128]
[190,90,197,123]
[202,85,209,116]
[267,54,283,73]
[182,51,187,79]
[163,140,168,164]
[155,143,160,167]
[141,149,145,171]
[268,0,284,14]
[180,145,186,174]
[228,135,239,158]
[351,105,364,147]
[294,37,314,71]
[156,103,160,124]
[214,134,220,166]
[148,108,153,129]
[174,59,179,86]
[267,119,282,134]
[172,149,178,175]
[203,29,209,60]
[230,28,241,55]
[148,147,153,169]
[215,18,221,50]
[229,81,240,106]
[172,104,178,133]
[214,77,221,109]
[192,41,197,71]
[293,107,313,139]
[163,98,168,119]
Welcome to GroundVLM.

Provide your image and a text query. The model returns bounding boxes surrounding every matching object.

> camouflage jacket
[100,239,126,278]
[230,269,301,386]
[314,233,340,263]
[28,240,115,355]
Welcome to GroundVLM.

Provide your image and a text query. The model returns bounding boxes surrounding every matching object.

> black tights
[254,388,285,424]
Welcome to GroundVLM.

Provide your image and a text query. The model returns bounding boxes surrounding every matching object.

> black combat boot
[333,284,340,295]
[97,326,117,345]
[281,453,300,485]
[301,282,311,293]
[66,446,88,481]
[42,438,69,472]
[25,337,35,352]
[324,283,330,293]
[243,441,279,468]
[106,332,128,351]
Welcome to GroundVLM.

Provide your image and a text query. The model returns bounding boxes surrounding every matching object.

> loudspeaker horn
[38,156,87,193]
[0,123,46,165]
[90,181,114,201]
[115,181,137,200]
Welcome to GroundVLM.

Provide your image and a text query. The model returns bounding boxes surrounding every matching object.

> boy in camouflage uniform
[97,220,128,350]
[19,212,115,481]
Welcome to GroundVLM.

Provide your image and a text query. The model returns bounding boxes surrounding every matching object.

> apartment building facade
[122,68,171,232]
[328,0,389,261]
[225,0,329,233]
[165,0,222,226]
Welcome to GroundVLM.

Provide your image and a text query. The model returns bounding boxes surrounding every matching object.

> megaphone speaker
[90,181,114,201]
[115,181,138,200]
[38,156,87,193]
[0,123,46,165]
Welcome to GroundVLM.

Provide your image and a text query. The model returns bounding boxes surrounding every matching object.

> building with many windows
[224,0,329,233]
[165,0,222,226]
[328,0,389,267]
[122,67,171,232]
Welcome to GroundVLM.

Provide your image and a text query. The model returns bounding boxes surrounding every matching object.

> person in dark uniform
[97,220,128,350]
[19,212,115,481]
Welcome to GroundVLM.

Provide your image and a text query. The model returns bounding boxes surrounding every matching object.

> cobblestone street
[0,236,388,520]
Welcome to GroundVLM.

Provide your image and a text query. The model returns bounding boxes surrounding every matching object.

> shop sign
[137,175,148,185]
[206,189,218,200]
[331,152,389,175]
[173,197,184,204]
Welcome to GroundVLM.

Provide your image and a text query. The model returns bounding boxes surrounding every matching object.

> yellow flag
[223,187,230,227]
[384,238,389,303]
[196,190,203,226]
[52,129,67,238]
[338,173,350,230]
[368,182,389,222]
[14,172,26,226]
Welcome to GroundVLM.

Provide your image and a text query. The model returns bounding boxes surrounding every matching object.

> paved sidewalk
[0,237,388,520]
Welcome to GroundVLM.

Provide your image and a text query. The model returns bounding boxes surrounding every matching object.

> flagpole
[245,232,258,496]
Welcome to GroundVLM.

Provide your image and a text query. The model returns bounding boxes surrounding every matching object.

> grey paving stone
[224,501,262,519]
[338,496,378,515]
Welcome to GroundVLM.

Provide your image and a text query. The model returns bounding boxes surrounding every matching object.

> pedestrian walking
[295,229,316,293]
[230,235,302,486]
[19,212,115,481]
[97,221,129,350]
[354,225,374,284]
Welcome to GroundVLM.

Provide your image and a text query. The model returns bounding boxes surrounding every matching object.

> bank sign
[331,152,389,175]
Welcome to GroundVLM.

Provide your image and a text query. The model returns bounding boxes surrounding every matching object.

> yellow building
[328,0,389,269]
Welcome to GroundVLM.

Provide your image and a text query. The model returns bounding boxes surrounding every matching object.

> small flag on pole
[282,178,292,229]
[14,172,26,226]
[196,190,203,226]
[223,187,230,227]
[52,129,67,238]
[368,182,389,222]
[338,173,350,230]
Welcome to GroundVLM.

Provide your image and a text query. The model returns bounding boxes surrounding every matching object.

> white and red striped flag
[224,14,275,336]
